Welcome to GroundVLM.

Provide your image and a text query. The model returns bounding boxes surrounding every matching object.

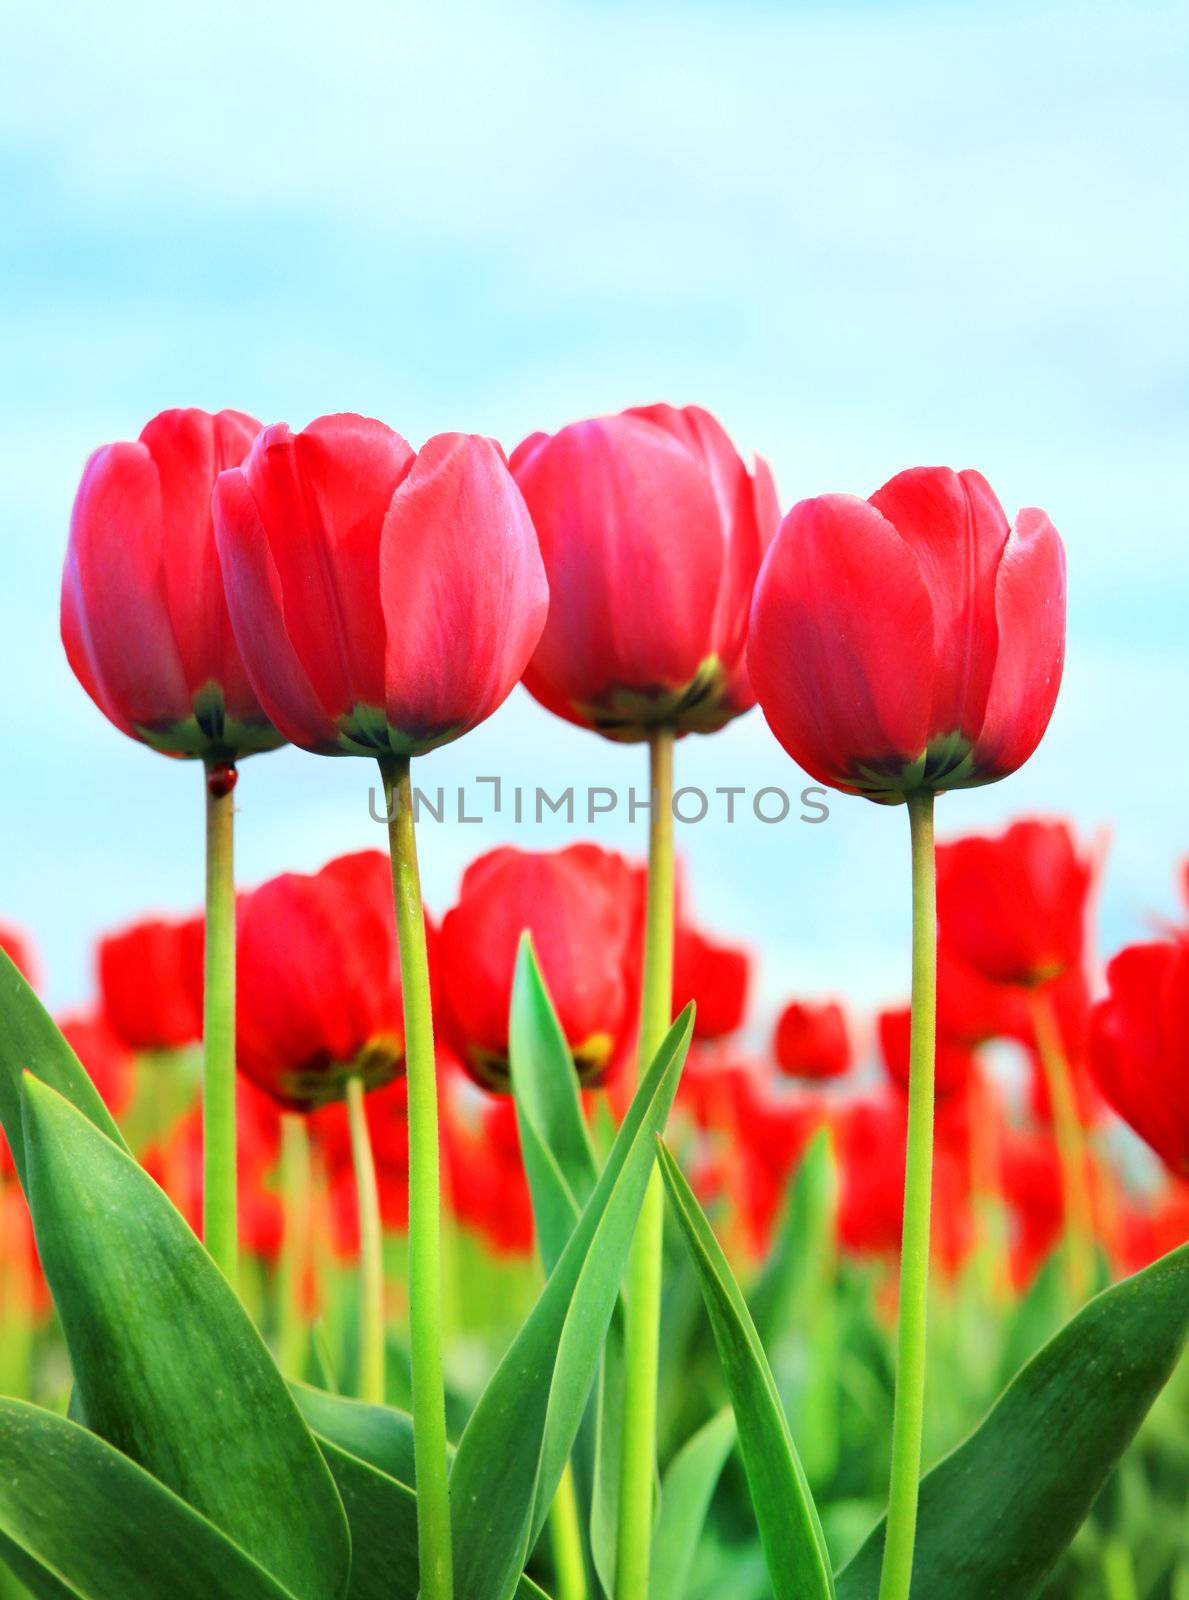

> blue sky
[3,0,1187,1033]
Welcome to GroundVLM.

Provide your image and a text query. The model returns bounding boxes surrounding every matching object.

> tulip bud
[1089,938,1189,1178]
[747,467,1066,802]
[773,999,851,1081]
[235,851,419,1110]
[439,844,638,1091]
[511,405,778,741]
[62,408,283,761]
[214,416,548,759]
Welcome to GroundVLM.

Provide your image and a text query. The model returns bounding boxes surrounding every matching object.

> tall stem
[878,789,937,1600]
[382,757,453,1600]
[616,727,675,1600]
[549,1461,589,1600]
[278,1111,312,1380]
[202,761,238,1287]
[347,1074,385,1405]
[1030,987,1095,1300]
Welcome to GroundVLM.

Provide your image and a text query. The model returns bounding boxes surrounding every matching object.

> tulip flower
[439,844,638,1092]
[98,914,204,1053]
[235,849,412,1407]
[1089,938,1189,1178]
[672,919,751,1042]
[62,407,288,1289]
[215,417,546,1595]
[511,403,776,1597]
[878,1006,973,1100]
[774,999,851,1081]
[62,408,281,762]
[511,404,778,741]
[747,465,1067,1600]
[748,467,1065,804]
[214,416,547,760]
[936,819,1094,988]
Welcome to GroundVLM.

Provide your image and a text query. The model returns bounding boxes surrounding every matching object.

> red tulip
[672,921,751,1042]
[213,415,548,759]
[444,1093,534,1257]
[878,1006,974,1099]
[773,1000,851,1081]
[936,819,1095,987]
[747,467,1065,802]
[1089,938,1189,1177]
[439,843,638,1091]
[57,1011,135,1118]
[98,914,204,1051]
[236,851,419,1110]
[935,935,1028,1045]
[511,405,778,741]
[0,923,39,989]
[61,408,282,760]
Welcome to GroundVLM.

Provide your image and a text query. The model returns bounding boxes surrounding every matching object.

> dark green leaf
[20,1074,350,1600]
[649,1410,735,1600]
[0,1397,299,1600]
[0,950,127,1187]
[656,1138,835,1600]
[449,1007,694,1600]
[313,1436,550,1600]
[837,1243,1189,1600]
[293,1382,438,1485]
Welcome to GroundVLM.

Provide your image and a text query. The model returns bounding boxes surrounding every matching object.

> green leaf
[836,1242,1189,1600]
[748,1126,835,1345]
[508,934,600,1276]
[0,950,127,1187]
[648,1409,735,1600]
[312,1436,550,1600]
[293,1382,440,1484]
[0,1397,299,1600]
[449,1007,695,1600]
[656,1139,835,1600]
[507,935,618,1594]
[19,1074,351,1600]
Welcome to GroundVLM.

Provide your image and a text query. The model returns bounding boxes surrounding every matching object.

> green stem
[1030,987,1095,1301]
[878,789,937,1600]
[382,757,453,1600]
[202,762,238,1287]
[278,1112,312,1381]
[549,1461,589,1600]
[346,1074,385,1405]
[1102,1539,1140,1600]
[616,727,675,1600]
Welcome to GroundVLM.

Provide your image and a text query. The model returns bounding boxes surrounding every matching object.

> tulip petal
[516,414,724,718]
[974,507,1066,778]
[62,441,191,734]
[241,415,414,719]
[748,494,935,792]
[379,432,548,750]
[213,469,342,752]
[144,408,262,719]
[870,467,1010,743]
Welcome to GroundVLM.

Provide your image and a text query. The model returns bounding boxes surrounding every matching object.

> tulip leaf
[648,1409,736,1600]
[748,1125,835,1344]
[656,1139,835,1600]
[293,1382,457,1484]
[508,934,600,1274]
[0,949,128,1187]
[507,936,622,1595]
[449,1006,695,1600]
[312,1436,551,1600]
[0,1397,299,1600]
[836,1242,1189,1599]
[19,1073,351,1600]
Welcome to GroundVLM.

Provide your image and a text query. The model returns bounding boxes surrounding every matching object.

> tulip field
[1,405,1186,1600]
